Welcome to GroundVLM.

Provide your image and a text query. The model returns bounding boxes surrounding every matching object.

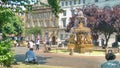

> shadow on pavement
[15,54,52,64]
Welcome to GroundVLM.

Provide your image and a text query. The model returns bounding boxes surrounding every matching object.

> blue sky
[8,0,37,11]
[9,0,37,5]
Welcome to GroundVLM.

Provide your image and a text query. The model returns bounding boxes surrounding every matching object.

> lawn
[49,49,105,56]
[11,63,70,68]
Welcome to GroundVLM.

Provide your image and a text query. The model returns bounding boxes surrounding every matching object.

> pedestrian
[35,39,40,50]
[28,40,34,49]
[101,53,120,68]
[25,48,37,64]
[14,40,17,47]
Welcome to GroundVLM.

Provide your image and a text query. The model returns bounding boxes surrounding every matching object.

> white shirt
[29,41,33,48]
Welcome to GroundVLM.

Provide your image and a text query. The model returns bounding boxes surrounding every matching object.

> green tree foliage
[39,0,64,17]
[0,39,15,67]
[12,16,24,35]
[0,8,15,31]
[0,3,23,67]
[47,0,64,17]
[26,26,42,36]
[0,7,23,36]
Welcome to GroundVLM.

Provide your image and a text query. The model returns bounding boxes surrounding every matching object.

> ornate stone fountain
[67,9,93,54]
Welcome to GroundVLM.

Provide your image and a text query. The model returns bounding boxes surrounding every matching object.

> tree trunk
[105,39,109,48]
[104,34,111,48]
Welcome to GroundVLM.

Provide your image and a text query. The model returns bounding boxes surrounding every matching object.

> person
[101,53,120,68]
[25,48,37,64]
[35,39,40,50]
[13,40,17,47]
[28,40,34,49]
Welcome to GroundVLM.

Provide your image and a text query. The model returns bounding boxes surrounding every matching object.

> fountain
[67,9,93,54]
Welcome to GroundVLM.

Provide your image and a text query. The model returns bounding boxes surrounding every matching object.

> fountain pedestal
[67,16,93,53]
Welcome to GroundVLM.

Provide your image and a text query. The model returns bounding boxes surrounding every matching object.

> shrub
[0,39,15,67]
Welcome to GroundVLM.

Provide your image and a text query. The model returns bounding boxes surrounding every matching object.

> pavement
[13,45,120,68]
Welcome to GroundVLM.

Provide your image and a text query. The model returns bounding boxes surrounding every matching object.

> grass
[11,63,70,68]
[49,49,105,56]
[91,51,105,55]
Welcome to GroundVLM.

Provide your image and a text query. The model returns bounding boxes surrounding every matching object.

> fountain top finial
[74,8,84,17]
[78,9,84,17]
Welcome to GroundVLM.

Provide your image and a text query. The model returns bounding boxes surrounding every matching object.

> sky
[8,0,37,11]
[8,0,37,5]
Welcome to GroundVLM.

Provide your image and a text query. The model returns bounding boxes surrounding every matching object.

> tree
[47,0,64,18]
[65,14,77,32]
[110,5,120,42]
[26,26,42,38]
[0,1,24,67]
[95,21,115,47]
[0,7,23,37]
[0,39,15,67]
[83,5,117,48]
[39,0,64,17]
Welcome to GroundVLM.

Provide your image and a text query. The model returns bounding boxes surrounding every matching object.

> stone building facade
[25,3,58,44]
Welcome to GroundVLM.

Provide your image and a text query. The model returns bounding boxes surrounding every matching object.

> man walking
[28,40,34,49]
[35,38,40,50]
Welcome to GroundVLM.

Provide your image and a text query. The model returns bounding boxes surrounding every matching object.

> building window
[61,1,64,6]
[74,0,76,5]
[45,22,47,27]
[60,34,63,40]
[83,0,85,4]
[65,34,68,39]
[34,20,37,26]
[95,0,98,2]
[52,21,56,27]
[33,21,35,26]
[41,14,43,19]
[45,32,48,41]
[35,14,37,19]
[40,21,43,26]
[78,0,81,4]
[65,1,68,6]
[63,10,66,16]
[62,18,66,27]
[45,20,49,27]
[71,10,74,16]
[39,21,41,26]
[69,1,72,5]
[46,13,50,19]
